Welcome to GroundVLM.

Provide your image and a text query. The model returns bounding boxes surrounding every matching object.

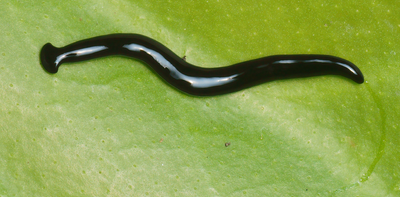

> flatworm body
[40,34,364,96]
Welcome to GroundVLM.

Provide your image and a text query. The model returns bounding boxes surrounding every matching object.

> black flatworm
[40,34,364,96]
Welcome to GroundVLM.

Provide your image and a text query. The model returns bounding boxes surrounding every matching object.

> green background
[1,0,399,196]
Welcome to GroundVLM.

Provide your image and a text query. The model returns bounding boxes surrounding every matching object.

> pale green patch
[0,0,399,196]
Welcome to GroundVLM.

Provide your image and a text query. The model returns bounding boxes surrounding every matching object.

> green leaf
[1,0,399,196]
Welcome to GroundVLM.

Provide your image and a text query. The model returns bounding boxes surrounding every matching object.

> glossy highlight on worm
[40,34,364,96]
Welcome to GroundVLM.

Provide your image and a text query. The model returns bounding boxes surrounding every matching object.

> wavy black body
[40,34,364,96]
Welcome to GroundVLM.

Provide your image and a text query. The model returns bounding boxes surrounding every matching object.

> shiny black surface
[40,34,364,96]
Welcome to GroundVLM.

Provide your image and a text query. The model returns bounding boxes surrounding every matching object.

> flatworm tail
[40,34,364,96]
